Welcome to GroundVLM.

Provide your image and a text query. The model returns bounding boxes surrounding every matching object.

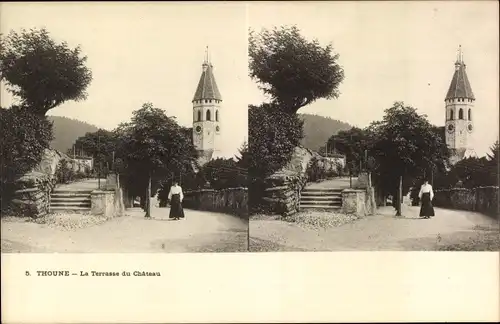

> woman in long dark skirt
[168,181,185,220]
[418,179,435,219]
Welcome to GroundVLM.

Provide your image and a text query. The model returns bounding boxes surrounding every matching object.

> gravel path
[250,206,498,251]
[1,206,248,253]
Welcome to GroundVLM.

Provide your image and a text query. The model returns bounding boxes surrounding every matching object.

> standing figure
[168,180,185,220]
[418,178,435,219]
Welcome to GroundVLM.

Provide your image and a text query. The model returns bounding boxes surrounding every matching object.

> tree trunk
[145,172,152,217]
[396,175,403,216]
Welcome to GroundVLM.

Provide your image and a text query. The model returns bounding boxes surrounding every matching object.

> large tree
[114,103,197,217]
[0,28,92,115]
[249,25,344,114]
[369,102,450,216]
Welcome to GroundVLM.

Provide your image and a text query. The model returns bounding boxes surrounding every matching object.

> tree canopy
[327,127,371,174]
[0,28,92,115]
[69,129,116,172]
[113,103,197,200]
[249,25,344,113]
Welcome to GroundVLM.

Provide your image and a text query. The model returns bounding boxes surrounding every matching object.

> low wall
[261,146,312,216]
[182,187,248,218]
[341,188,376,217]
[90,174,125,219]
[263,173,306,216]
[434,186,499,217]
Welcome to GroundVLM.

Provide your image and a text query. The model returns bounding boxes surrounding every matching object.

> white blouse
[168,185,184,201]
[418,183,434,200]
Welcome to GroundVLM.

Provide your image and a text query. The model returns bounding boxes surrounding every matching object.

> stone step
[301,192,342,198]
[300,200,342,206]
[301,190,342,196]
[50,197,91,202]
[299,204,342,210]
[52,189,93,194]
[50,202,91,208]
[49,206,91,212]
[302,188,343,192]
[51,193,91,198]
[301,196,342,202]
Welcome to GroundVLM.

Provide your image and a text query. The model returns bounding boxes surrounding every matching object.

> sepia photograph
[1,2,249,253]
[1,1,499,323]
[247,1,499,252]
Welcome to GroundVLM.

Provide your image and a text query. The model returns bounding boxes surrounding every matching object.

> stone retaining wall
[182,187,248,218]
[8,172,54,218]
[434,186,499,217]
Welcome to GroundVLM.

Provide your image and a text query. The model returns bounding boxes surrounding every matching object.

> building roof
[192,63,222,102]
[445,47,475,100]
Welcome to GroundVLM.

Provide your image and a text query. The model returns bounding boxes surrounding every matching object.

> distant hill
[299,113,353,152]
[47,116,100,153]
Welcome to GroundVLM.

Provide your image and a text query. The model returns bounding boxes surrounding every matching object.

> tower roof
[445,45,475,101]
[192,48,222,102]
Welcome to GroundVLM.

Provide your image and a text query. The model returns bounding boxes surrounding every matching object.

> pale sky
[248,1,499,157]
[1,2,498,158]
[0,2,248,159]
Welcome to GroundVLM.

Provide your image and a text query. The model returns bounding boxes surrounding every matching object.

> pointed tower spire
[446,45,474,100]
[193,48,222,102]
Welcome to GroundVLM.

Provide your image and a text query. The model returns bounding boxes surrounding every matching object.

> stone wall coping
[342,189,365,193]
[14,188,40,194]
[91,190,115,195]
[435,186,499,192]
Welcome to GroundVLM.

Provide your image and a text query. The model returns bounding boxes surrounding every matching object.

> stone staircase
[49,189,92,212]
[299,188,343,211]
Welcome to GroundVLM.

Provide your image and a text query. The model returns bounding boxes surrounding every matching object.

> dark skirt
[419,192,435,217]
[169,194,185,219]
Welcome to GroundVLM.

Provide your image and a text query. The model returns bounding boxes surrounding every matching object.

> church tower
[192,47,222,166]
[444,45,476,165]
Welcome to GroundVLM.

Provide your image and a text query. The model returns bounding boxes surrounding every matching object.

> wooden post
[145,172,152,218]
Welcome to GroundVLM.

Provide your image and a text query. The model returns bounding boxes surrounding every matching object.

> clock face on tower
[195,125,202,133]
[447,124,455,133]
[216,126,220,132]
[467,124,473,132]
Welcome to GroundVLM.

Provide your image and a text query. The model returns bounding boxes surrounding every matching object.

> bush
[0,106,53,210]
[248,103,304,212]
[248,103,304,179]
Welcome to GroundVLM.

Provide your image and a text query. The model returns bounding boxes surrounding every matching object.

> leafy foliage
[368,102,450,198]
[0,106,53,209]
[0,28,92,115]
[434,142,498,189]
[198,158,248,190]
[249,26,344,113]
[306,156,341,182]
[326,127,371,175]
[69,129,116,173]
[248,103,304,179]
[114,103,197,202]
[54,160,90,184]
[0,106,53,183]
